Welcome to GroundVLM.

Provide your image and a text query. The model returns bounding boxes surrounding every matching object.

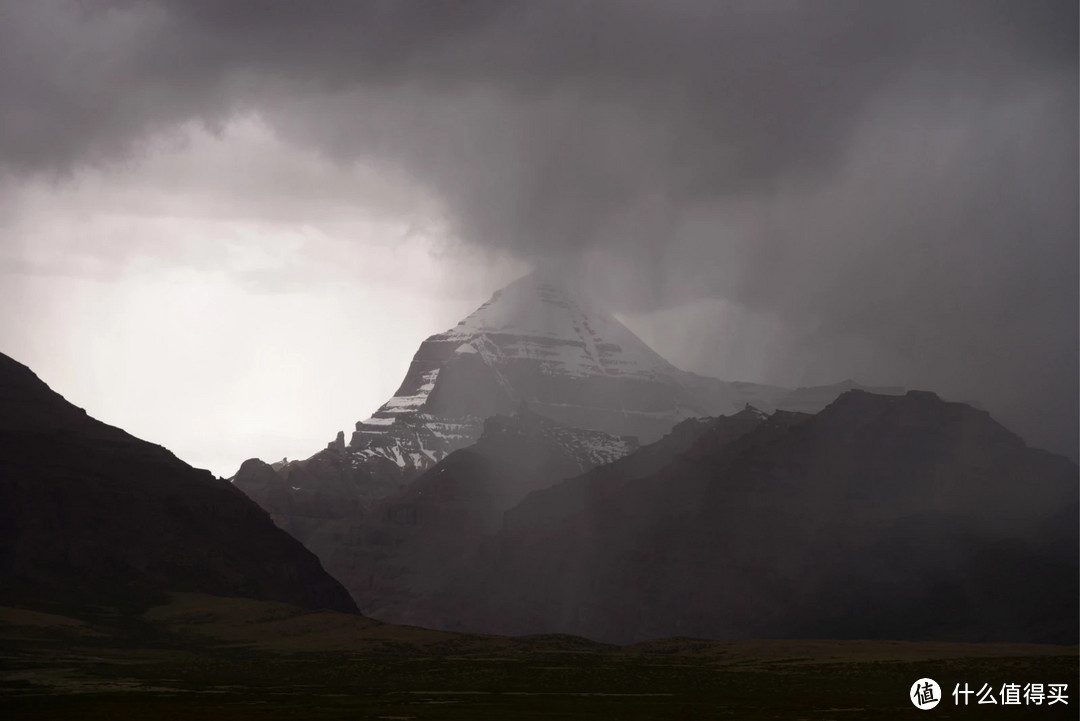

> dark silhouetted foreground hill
[0,352,357,614]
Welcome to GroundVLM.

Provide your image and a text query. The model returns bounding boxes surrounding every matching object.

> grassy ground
[1,594,1076,720]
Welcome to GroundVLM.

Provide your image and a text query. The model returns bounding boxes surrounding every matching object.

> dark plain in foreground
[1,593,1076,720]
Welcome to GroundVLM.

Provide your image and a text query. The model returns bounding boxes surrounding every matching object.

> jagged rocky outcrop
[420,391,1078,644]
[0,352,357,614]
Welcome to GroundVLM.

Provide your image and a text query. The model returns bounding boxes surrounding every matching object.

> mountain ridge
[0,351,358,615]
[427,389,1078,643]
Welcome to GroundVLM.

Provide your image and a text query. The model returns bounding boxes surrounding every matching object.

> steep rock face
[430,391,1078,644]
[0,353,357,614]
[310,409,637,625]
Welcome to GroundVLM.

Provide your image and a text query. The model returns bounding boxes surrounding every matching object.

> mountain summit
[356,271,766,447]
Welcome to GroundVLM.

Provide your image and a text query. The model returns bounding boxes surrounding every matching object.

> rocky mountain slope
[242,408,637,624]
[414,391,1078,644]
[0,352,357,614]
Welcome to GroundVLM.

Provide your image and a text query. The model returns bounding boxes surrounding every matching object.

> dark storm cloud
[0,0,1076,454]
[6,1,1072,200]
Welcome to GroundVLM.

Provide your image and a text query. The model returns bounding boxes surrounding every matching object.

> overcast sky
[1,0,1076,474]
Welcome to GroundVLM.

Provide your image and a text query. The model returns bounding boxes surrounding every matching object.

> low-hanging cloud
[1,0,1076,456]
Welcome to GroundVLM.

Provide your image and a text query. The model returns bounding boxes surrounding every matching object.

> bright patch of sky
[0,115,527,476]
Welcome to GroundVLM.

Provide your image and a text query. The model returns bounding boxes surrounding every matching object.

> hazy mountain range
[225,273,1076,644]
[432,390,1077,643]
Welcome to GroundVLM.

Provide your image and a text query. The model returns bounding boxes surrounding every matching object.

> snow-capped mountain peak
[440,271,677,381]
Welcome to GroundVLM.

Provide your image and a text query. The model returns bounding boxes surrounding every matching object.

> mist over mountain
[231,274,910,598]
[234,272,903,503]
[227,274,1075,646]
[415,391,1079,644]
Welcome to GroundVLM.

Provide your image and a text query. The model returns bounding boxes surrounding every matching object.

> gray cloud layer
[1,0,1076,455]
